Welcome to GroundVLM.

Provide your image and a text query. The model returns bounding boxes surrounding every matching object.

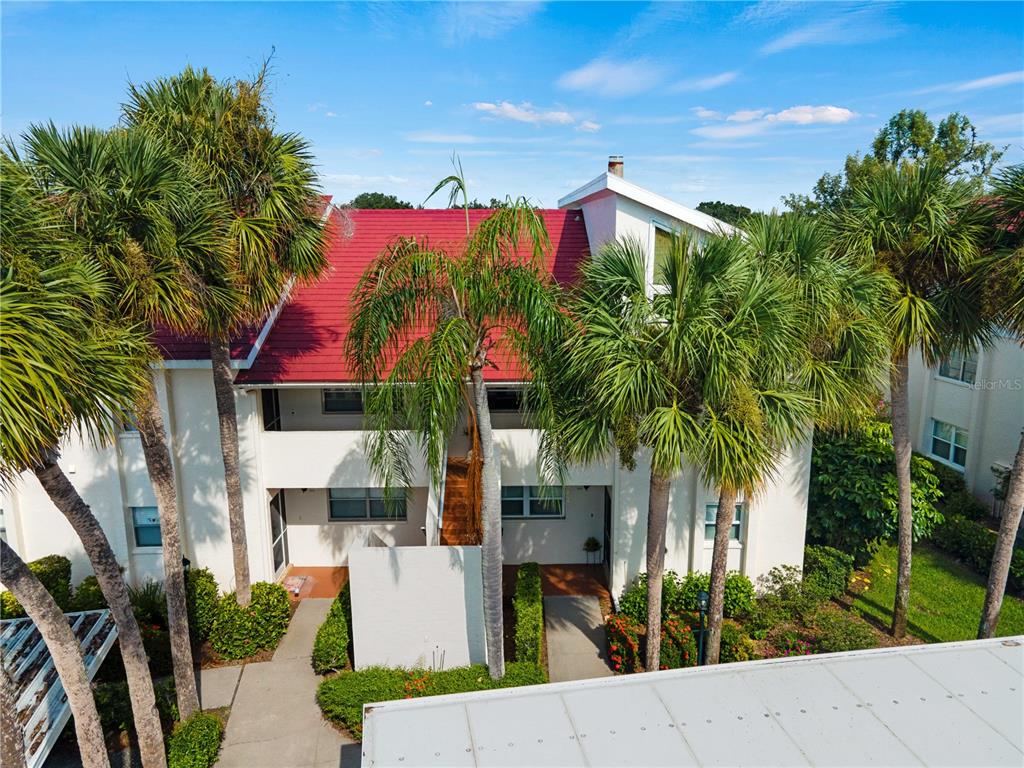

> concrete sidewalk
[216,599,359,768]
[543,595,613,683]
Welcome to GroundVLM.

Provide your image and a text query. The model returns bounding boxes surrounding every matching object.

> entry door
[270,491,289,576]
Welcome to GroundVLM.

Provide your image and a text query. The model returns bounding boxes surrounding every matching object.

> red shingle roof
[234,207,590,384]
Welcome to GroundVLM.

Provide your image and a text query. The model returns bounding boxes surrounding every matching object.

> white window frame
[929,419,968,470]
[327,488,407,522]
[321,388,364,415]
[936,350,978,385]
[704,503,744,543]
[130,506,162,550]
[500,485,565,519]
[648,219,675,295]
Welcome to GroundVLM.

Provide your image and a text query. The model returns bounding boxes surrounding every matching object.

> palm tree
[830,160,991,638]
[123,65,328,606]
[0,186,153,767]
[1,541,110,768]
[345,195,559,679]
[978,164,1024,639]
[13,124,227,720]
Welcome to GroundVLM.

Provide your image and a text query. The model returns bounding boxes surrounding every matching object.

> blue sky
[3,1,1022,210]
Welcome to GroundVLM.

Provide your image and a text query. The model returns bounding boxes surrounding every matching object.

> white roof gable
[558,172,740,237]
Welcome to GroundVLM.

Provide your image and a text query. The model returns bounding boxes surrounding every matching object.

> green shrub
[606,612,643,673]
[513,563,544,665]
[128,580,167,627]
[0,554,73,618]
[312,592,351,674]
[812,609,878,653]
[210,582,291,660]
[930,514,1024,592]
[927,457,967,497]
[95,678,178,736]
[659,614,697,670]
[803,545,854,599]
[185,568,220,643]
[167,712,223,768]
[719,621,757,663]
[809,421,943,564]
[69,575,107,612]
[618,570,754,623]
[745,565,828,640]
[317,663,546,739]
[941,489,989,521]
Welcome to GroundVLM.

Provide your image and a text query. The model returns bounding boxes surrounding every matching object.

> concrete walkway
[215,599,359,768]
[543,595,613,683]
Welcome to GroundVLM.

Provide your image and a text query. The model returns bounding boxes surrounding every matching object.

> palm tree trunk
[644,471,671,672]
[471,367,504,680]
[890,353,914,638]
[705,487,738,665]
[136,382,200,719]
[0,540,111,768]
[33,459,168,768]
[210,335,252,606]
[978,428,1024,638]
[1,663,27,768]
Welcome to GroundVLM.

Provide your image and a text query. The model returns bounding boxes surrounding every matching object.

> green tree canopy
[695,201,753,226]
[349,192,413,209]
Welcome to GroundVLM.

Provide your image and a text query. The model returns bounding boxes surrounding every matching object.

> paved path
[215,599,359,768]
[543,595,612,683]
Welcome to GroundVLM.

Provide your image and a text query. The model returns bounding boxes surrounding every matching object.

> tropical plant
[0,540,111,768]
[345,162,560,679]
[829,160,991,638]
[123,65,328,607]
[0,149,172,765]
[11,122,227,721]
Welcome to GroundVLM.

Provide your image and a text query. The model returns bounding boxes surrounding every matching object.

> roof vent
[608,155,624,178]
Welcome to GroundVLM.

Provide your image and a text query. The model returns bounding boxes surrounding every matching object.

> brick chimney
[608,155,624,178]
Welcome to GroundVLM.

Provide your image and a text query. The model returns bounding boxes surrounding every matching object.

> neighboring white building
[907,332,1024,513]
[1,158,811,603]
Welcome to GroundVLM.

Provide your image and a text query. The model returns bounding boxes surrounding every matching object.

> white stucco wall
[349,546,486,669]
[501,485,605,565]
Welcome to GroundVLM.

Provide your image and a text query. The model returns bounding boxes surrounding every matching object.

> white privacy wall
[349,546,486,670]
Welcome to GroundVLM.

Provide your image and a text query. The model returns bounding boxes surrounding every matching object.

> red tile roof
[234,207,590,384]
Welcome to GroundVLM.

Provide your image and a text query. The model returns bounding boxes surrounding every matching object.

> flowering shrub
[606,613,643,673]
[777,633,817,657]
[659,615,697,670]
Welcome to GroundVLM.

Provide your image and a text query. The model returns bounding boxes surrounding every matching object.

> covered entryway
[269,491,289,577]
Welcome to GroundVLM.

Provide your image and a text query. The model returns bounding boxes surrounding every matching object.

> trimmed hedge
[210,582,291,660]
[185,568,220,644]
[513,563,543,664]
[167,712,223,768]
[659,615,698,670]
[312,584,351,674]
[719,621,757,663]
[803,545,854,599]
[317,663,547,739]
[812,609,878,653]
[0,554,73,618]
[618,570,755,624]
[930,514,1024,592]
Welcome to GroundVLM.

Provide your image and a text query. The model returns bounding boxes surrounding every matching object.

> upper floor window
[487,387,522,414]
[501,485,564,518]
[704,503,743,542]
[131,506,162,548]
[322,389,363,414]
[931,420,968,468]
[328,488,406,521]
[653,224,673,284]
[261,389,281,431]
[937,350,977,384]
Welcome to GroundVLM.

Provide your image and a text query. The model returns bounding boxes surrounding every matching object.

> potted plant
[583,536,602,565]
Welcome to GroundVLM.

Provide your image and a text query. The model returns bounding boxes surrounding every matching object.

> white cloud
[691,104,857,139]
[767,105,856,124]
[758,4,901,55]
[692,106,723,120]
[577,120,602,133]
[557,57,667,97]
[424,100,433,107]
[473,101,574,125]
[727,109,767,123]
[916,70,1024,95]
[324,111,338,118]
[614,114,689,125]
[437,1,541,45]
[671,71,739,93]
[692,122,770,140]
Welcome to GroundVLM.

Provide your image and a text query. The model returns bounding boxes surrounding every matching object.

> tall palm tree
[345,200,559,679]
[0,192,152,767]
[123,65,328,605]
[978,163,1024,639]
[1,541,110,768]
[830,160,991,638]
[14,124,228,719]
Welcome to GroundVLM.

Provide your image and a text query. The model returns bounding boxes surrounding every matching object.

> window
[653,224,673,284]
[931,420,968,468]
[322,389,363,414]
[132,506,162,548]
[937,350,978,384]
[262,389,281,431]
[487,387,522,413]
[704,503,743,542]
[501,486,564,518]
[328,488,406,521]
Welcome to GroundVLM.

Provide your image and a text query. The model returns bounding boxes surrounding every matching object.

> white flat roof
[360,637,1024,767]
[557,172,739,237]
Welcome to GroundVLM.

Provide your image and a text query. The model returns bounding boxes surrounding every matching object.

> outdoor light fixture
[182,556,191,577]
[697,589,710,666]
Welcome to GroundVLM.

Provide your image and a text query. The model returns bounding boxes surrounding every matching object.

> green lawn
[851,542,1024,642]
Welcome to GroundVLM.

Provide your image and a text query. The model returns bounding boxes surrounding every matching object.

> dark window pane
[323,389,363,414]
[953,446,967,467]
[329,499,366,520]
[501,500,524,518]
[487,388,522,413]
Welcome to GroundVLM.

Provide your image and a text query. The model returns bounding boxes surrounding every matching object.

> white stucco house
[0,157,812,604]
